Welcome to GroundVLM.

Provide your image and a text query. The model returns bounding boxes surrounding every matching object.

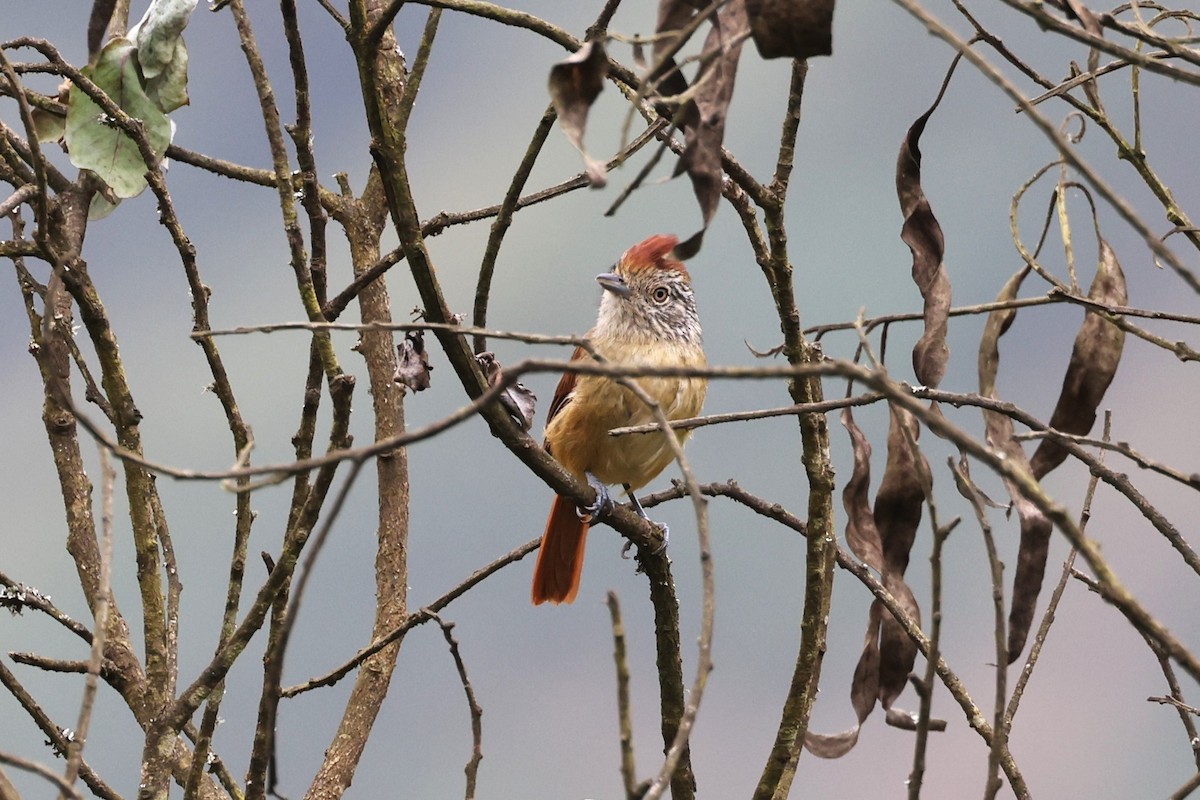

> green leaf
[88,192,122,221]
[65,37,171,199]
[31,107,67,143]
[131,0,197,112]
[132,0,199,80]
[144,37,190,113]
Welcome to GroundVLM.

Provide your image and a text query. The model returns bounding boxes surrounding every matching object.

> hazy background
[3,1,1199,798]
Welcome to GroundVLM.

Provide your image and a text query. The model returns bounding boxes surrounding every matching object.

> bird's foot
[621,524,669,560]
[576,472,614,523]
[621,484,669,557]
[652,522,669,554]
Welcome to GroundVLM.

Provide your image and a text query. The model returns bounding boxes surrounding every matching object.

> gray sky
[3,1,1199,798]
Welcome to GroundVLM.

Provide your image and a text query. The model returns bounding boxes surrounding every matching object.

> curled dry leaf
[872,406,926,709]
[476,352,537,431]
[805,602,880,758]
[1063,0,1104,108]
[654,0,708,57]
[745,0,835,60]
[1029,238,1127,480]
[645,2,700,130]
[31,81,72,144]
[840,407,883,571]
[897,56,959,389]
[87,0,119,61]
[394,330,432,392]
[807,404,928,758]
[1004,486,1053,663]
[659,0,749,260]
[978,265,1030,396]
[548,40,609,187]
[950,452,1006,512]
[977,264,1052,663]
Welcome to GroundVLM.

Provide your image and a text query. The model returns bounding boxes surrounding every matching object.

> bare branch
[281,538,539,697]
[607,592,640,800]
[432,616,483,800]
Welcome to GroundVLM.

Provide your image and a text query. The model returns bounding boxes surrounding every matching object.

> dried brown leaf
[873,406,925,707]
[476,351,537,431]
[501,383,537,431]
[88,0,119,61]
[1006,495,1052,662]
[394,330,432,392]
[804,603,880,759]
[840,406,883,571]
[809,404,927,757]
[977,271,1054,662]
[950,452,1007,512]
[1064,0,1104,108]
[654,0,709,63]
[897,57,959,389]
[548,40,609,187]
[983,400,1052,662]
[648,0,704,124]
[1029,238,1127,479]
[978,265,1031,398]
[745,0,835,60]
[670,0,748,259]
[875,406,927,577]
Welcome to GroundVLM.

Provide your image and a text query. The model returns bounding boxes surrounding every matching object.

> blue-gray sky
[3,1,1199,798]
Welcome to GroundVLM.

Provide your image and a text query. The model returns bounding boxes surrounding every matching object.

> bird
[531,234,707,605]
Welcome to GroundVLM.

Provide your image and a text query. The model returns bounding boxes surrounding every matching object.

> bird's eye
[652,286,670,304]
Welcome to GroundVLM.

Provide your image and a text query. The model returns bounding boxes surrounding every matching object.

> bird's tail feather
[531,494,589,605]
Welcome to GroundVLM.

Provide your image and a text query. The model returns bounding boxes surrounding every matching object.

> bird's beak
[596,272,631,298]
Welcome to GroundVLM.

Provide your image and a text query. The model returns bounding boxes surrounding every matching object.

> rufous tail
[531,494,589,605]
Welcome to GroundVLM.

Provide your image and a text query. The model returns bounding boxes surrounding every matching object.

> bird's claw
[622,522,669,562]
[625,486,669,553]
[576,473,614,523]
[586,480,669,557]
[652,523,669,554]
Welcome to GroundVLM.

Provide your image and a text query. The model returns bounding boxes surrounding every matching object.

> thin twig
[281,538,540,697]
[892,0,1200,295]
[472,102,556,353]
[1148,695,1200,718]
[0,752,82,800]
[949,454,1009,799]
[915,387,1200,577]
[610,392,887,436]
[604,370,708,800]
[0,662,121,800]
[1015,429,1200,489]
[607,592,640,800]
[61,447,115,792]
[194,319,590,346]
[0,573,93,642]
[1169,771,1200,800]
[432,616,483,800]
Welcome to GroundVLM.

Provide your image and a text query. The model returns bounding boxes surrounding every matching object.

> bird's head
[594,234,701,346]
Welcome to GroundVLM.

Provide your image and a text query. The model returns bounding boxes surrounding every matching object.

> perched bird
[531,234,707,605]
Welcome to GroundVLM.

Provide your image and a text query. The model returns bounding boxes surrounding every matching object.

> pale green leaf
[88,191,122,221]
[65,37,171,199]
[131,0,199,80]
[145,37,190,113]
[31,107,67,143]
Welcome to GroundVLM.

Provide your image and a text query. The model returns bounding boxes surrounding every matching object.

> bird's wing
[544,345,588,451]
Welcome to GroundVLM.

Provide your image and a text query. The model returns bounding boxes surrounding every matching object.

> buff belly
[546,356,706,491]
